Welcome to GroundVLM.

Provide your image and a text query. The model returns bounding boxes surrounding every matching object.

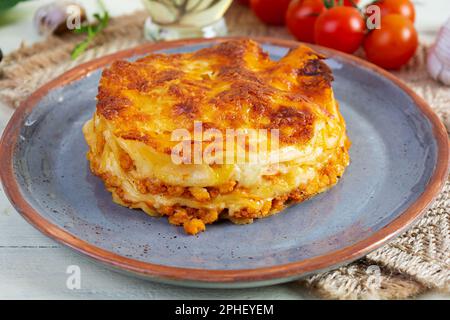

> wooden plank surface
[0,246,313,299]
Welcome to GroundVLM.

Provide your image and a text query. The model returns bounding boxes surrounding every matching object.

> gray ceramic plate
[1,38,448,288]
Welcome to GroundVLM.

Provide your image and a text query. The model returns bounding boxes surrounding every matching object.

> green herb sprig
[71,0,109,60]
[323,0,359,9]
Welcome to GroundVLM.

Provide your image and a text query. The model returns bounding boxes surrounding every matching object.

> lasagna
[83,39,350,235]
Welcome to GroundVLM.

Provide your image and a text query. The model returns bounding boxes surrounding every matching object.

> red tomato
[314,6,365,53]
[363,14,418,69]
[250,0,292,25]
[286,0,326,43]
[374,0,415,22]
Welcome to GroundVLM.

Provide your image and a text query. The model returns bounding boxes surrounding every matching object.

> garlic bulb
[33,1,86,36]
[427,18,450,85]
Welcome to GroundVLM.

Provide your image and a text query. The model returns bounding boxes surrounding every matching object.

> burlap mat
[0,4,448,299]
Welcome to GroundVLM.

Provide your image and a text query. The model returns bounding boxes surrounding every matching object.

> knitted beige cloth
[0,4,448,299]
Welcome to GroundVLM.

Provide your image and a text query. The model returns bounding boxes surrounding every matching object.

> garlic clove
[33,1,86,36]
[427,18,450,85]
[427,50,442,79]
[440,67,450,85]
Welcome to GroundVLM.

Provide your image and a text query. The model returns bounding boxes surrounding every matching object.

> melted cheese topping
[83,40,351,235]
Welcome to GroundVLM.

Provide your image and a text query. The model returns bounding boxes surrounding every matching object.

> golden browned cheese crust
[96,40,334,152]
[83,40,351,235]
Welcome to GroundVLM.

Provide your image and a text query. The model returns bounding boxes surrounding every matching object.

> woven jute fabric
[0,3,448,299]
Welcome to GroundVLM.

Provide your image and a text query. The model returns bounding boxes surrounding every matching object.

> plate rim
[1,36,448,285]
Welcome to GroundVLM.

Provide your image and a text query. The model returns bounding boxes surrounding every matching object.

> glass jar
[141,0,233,41]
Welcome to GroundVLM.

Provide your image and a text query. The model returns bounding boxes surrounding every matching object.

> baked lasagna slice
[83,39,350,235]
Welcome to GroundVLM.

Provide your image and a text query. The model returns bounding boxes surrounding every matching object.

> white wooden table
[0,0,448,300]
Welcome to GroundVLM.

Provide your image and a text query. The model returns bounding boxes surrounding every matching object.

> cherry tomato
[250,0,292,25]
[364,14,418,69]
[372,0,415,22]
[286,0,326,43]
[314,6,365,53]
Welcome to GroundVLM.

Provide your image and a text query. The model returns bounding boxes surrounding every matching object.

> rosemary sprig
[71,0,109,60]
